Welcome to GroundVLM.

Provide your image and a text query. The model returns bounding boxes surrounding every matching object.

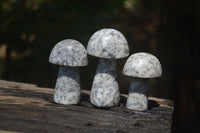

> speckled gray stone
[49,39,88,66]
[87,28,129,107]
[87,28,129,59]
[90,59,120,107]
[54,66,80,104]
[123,52,162,78]
[123,52,162,111]
[126,78,148,111]
[49,39,88,105]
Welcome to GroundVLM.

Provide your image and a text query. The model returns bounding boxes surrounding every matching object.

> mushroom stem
[126,77,148,111]
[54,66,80,104]
[90,58,120,107]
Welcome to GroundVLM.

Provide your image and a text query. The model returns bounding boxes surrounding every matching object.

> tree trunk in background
[2,45,11,80]
[157,0,200,133]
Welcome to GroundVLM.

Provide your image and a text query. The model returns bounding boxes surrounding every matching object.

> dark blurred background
[0,0,199,132]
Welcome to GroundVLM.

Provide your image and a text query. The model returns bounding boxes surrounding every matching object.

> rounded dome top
[87,28,129,59]
[49,39,88,66]
[123,52,162,78]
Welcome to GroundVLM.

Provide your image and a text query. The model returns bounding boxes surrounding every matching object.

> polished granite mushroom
[87,28,129,107]
[123,52,162,111]
[49,39,88,105]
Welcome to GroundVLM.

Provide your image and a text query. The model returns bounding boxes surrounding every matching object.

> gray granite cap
[123,52,162,78]
[49,39,88,66]
[87,28,129,59]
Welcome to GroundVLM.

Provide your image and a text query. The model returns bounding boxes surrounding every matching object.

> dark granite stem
[129,78,148,94]
[126,77,149,111]
[96,58,117,76]
[90,58,120,107]
[54,66,80,105]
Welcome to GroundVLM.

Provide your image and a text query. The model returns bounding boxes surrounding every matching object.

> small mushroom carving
[123,52,162,111]
[87,28,129,107]
[49,39,88,105]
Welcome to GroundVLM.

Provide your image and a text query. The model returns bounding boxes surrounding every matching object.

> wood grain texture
[0,80,173,133]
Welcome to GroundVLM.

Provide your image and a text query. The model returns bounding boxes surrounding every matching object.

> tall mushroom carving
[123,52,162,111]
[49,39,88,105]
[87,28,129,107]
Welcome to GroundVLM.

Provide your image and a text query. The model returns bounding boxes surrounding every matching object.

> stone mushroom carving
[49,39,88,105]
[123,52,162,111]
[87,28,129,107]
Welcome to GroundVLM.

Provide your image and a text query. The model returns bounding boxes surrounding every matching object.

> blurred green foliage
[0,0,160,88]
[0,0,128,86]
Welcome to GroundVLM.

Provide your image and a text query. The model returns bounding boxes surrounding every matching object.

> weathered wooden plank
[0,80,173,133]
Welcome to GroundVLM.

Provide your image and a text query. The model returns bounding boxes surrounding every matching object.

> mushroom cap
[49,39,88,66]
[87,28,129,59]
[123,52,162,78]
